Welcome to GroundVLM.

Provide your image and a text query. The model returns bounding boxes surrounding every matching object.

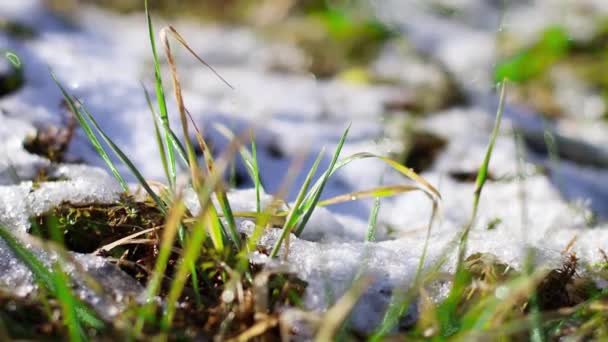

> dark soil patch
[400,130,447,173]
[449,170,497,183]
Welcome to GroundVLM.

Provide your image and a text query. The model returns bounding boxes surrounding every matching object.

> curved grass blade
[160,26,234,90]
[303,152,440,208]
[317,184,421,207]
[51,73,128,192]
[294,150,440,237]
[224,184,427,230]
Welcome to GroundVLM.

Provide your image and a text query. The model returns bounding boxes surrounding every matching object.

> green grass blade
[52,263,86,342]
[213,123,266,196]
[269,148,325,258]
[187,121,240,249]
[251,130,261,214]
[76,102,166,213]
[366,197,381,242]
[455,80,507,280]
[0,225,105,330]
[370,199,438,340]
[294,124,349,236]
[205,198,227,252]
[51,73,128,192]
[162,217,208,330]
[145,0,177,189]
[135,201,187,336]
[0,225,54,291]
[142,83,171,186]
[168,128,189,166]
[433,80,507,339]
[216,191,241,249]
[472,81,507,218]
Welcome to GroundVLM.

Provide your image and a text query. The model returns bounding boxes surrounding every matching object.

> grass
[26,3,435,339]
[2,3,608,342]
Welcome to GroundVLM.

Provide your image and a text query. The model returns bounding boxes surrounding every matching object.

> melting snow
[0,0,607,332]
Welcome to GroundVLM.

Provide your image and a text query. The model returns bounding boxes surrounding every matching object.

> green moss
[30,195,165,254]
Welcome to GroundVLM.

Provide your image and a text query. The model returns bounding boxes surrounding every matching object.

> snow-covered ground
[1,0,607,332]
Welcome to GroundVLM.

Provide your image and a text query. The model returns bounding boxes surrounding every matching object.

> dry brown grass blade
[159,26,231,179]
[159,25,244,249]
[159,27,201,191]
[227,317,279,342]
[95,226,162,254]
[163,26,234,89]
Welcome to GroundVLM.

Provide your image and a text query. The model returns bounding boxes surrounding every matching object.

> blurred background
[2,0,608,221]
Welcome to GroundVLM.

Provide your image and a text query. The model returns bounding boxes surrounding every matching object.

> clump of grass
[4,3,608,340]
[4,1,439,340]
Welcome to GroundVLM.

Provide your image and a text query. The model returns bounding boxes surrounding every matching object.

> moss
[30,195,165,254]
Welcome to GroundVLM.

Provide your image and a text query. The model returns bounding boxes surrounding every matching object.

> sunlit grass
[3,2,607,341]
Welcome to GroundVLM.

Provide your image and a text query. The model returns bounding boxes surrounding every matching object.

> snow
[0,0,607,333]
